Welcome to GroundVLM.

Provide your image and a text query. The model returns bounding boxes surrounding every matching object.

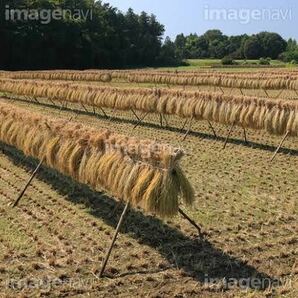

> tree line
[0,0,166,70]
[161,30,298,65]
[0,1,297,70]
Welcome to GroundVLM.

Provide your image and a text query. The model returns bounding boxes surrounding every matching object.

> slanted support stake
[223,122,235,149]
[207,120,217,138]
[99,201,130,277]
[81,103,89,113]
[131,109,140,122]
[178,208,203,237]
[242,126,248,143]
[182,116,194,141]
[180,118,188,132]
[133,112,149,129]
[270,131,289,162]
[159,113,163,127]
[12,158,44,208]
[99,107,108,118]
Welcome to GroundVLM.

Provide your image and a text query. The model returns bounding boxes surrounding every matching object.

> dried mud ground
[0,95,297,297]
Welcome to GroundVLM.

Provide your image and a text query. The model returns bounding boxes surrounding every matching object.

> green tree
[157,36,181,66]
[243,36,263,59]
[256,32,287,59]
[0,1,168,69]
[174,34,186,60]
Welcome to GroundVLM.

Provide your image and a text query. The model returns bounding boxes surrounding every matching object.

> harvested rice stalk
[0,102,194,217]
[0,79,297,137]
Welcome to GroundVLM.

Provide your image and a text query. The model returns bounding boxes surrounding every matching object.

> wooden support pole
[11,114,74,208]
[133,112,149,129]
[270,131,289,162]
[274,90,283,99]
[12,159,44,208]
[223,122,235,149]
[108,108,117,123]
[48,98,57,107]
[182,116,194,141]
[33,97,39,103]
[242,126,248,143]
[27,96,32,102]
[81,103,89,113]
[59,100,64,110]
[159,113,163,127]
[99,201,130,277]
[178,208,203,237]
[180,118,188,132]
[263,89,270,98]
[131,109,141,122]
[207,120,217,138]
[162,114,169,127]
[239,88,244,96]
[99,107,108,118]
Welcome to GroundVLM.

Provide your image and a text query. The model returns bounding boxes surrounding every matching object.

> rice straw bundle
[0,79,297,137]
[0,102,194,217]
[2,69,298,90]
[1,70,114,83]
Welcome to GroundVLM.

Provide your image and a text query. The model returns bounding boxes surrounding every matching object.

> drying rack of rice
[1,79,297,138]
[0,102,204,276]
[2,69,298,91]
[0,101,195,218]
[2,70,113,82]
[125,72,298,91]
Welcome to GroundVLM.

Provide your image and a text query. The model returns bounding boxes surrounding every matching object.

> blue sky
[103,0,297,40]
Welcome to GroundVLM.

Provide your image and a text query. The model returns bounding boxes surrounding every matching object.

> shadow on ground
[0,142,281,291]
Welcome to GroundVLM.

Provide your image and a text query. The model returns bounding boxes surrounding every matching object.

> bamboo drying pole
[270,131,290,161]
[133,112,150,129]
[180,118,188,132]
[207,120,217,138]
[182,116,194,141]
[99,201,130,277]
[223,122,235,149]
[12,158,44,207]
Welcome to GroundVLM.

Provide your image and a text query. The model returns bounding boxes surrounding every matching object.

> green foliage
[221,56,234,65]
[280,50,298,63]
[0,0,169,69]
[243,37,263,59]
[259,58,270,65]
[172,30,287,61]
[279,38,298,63]
[0,0,293,69]
[157,37,182,66]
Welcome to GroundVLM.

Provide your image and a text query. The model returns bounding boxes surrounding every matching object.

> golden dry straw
[2,69,298,90]
[1,79,297,137]
[2,70,113,83]
[0,102,194,218]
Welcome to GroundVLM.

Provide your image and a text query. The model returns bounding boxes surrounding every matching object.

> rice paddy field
[0,68,297,297]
